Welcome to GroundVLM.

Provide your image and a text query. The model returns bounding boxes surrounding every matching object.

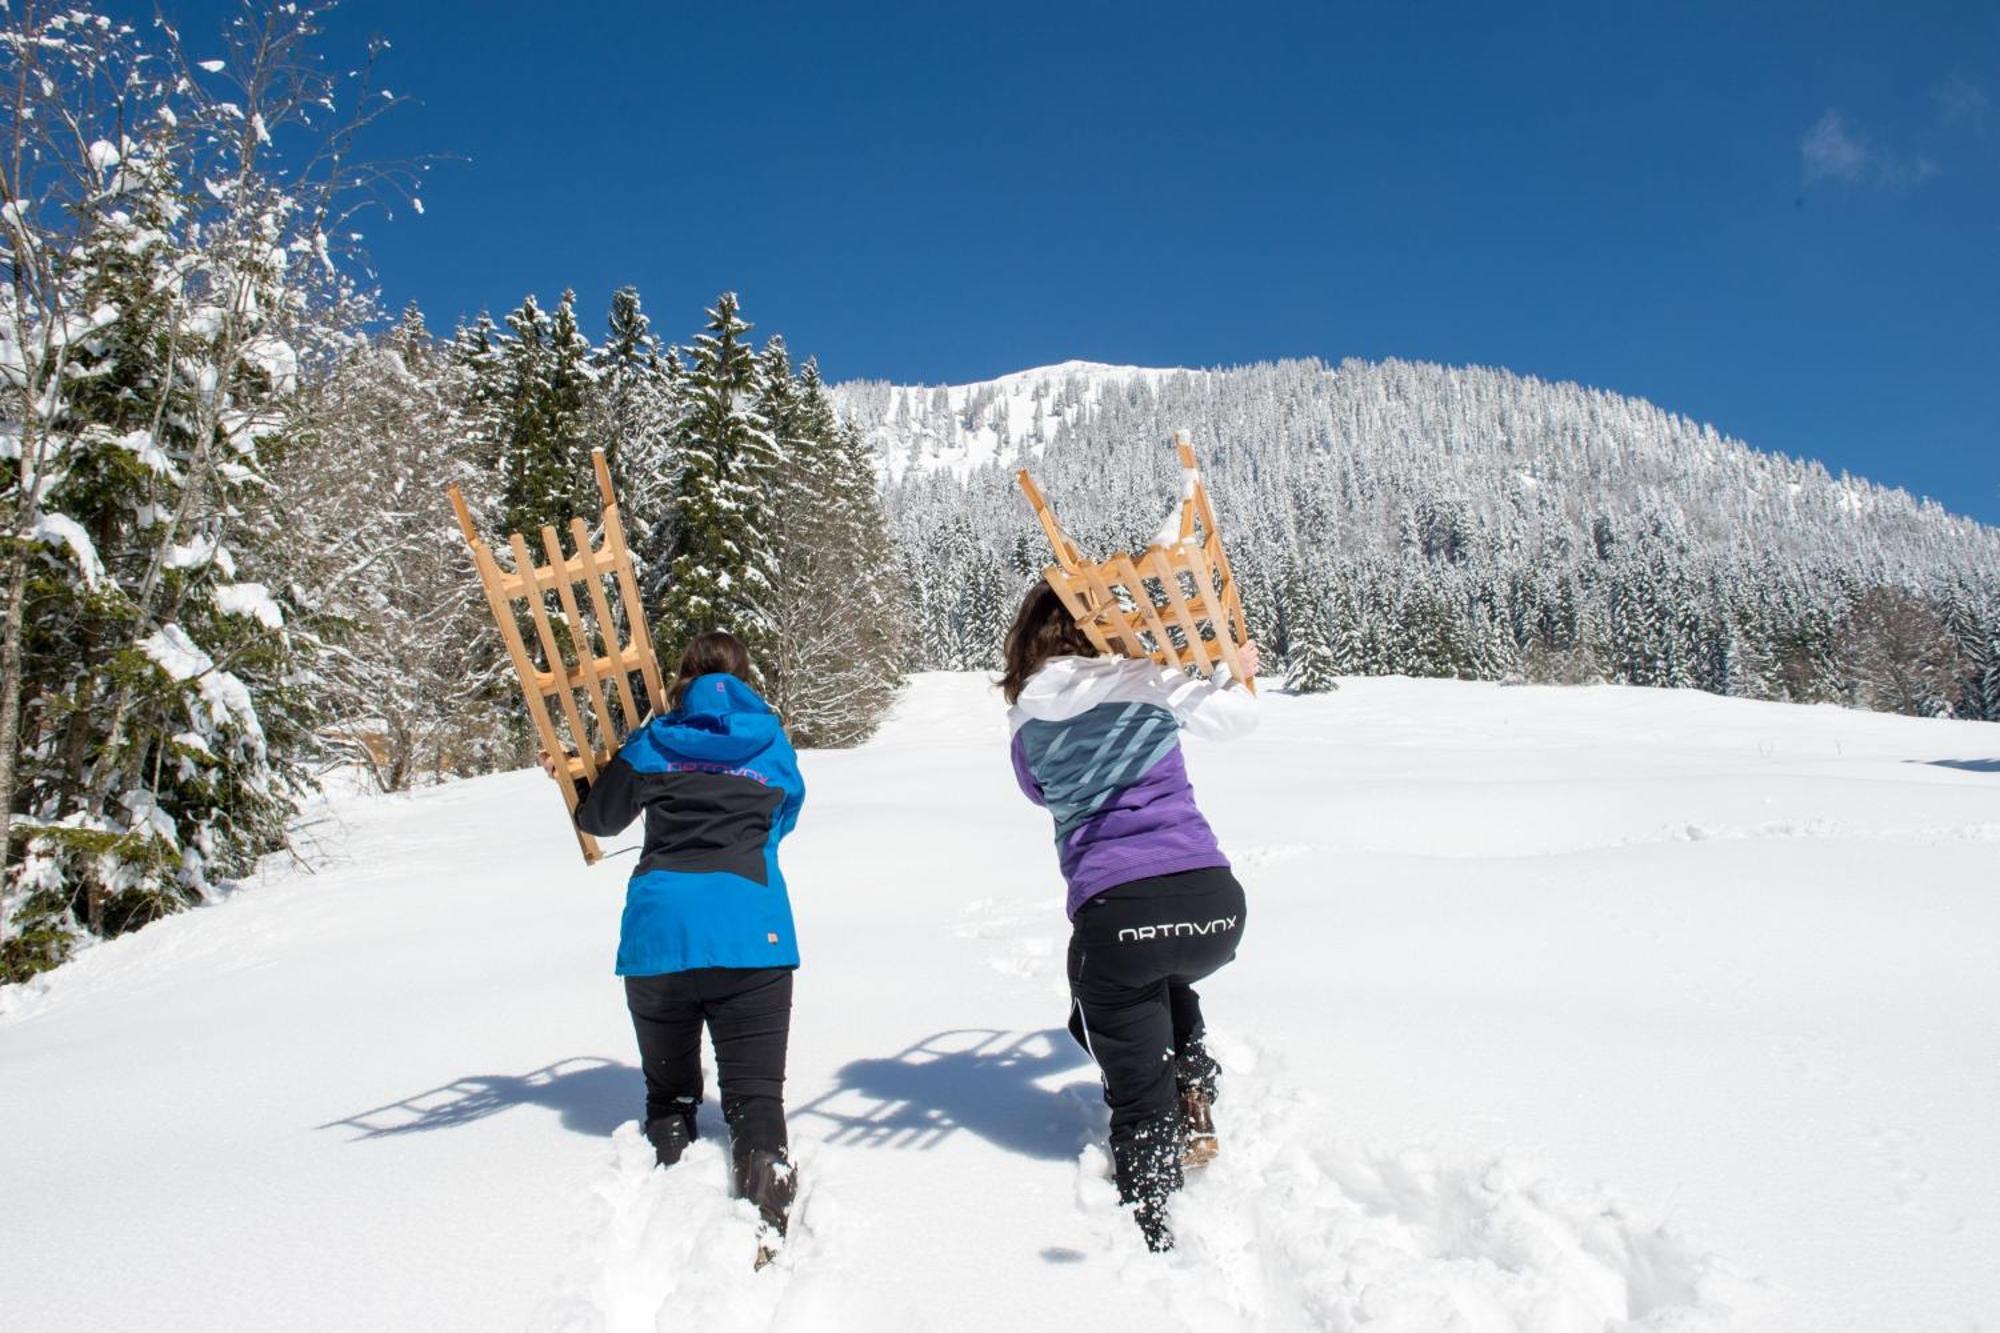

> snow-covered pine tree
[591,286,678,570]
[1967,589,2000,723]
[1977,626,2000,724]
[1285,587,1342,694]
[901,543,953,670]
[755,335,809,538]
[1603,551,1668,686]
[655,293,779,666]
[1940,583,2000,722]
[1397,568,1477,679]
[451,313,507,476]
[494,291,597,536]
[1327,584,1370,677]
[544,290,598,520]
[0,2,405,981]
[1470,579,1522,679]
[959,552,1015,671]
[497,294,555,535]
[1230,541,1279,667]
[1769,580,1842,704]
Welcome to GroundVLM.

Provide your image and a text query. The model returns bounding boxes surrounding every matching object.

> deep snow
[3,675,1996,1331]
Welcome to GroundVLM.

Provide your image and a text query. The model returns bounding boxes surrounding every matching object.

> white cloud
[1801,109,1870,183]
[1799,108,1938,190]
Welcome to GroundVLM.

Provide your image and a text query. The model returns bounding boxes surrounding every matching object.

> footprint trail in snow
[964,890,1764,1331]
[546,1124,847,1333]
[1069,1035,1764,1331]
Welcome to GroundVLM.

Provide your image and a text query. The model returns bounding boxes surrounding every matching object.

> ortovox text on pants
[1066,866,1245,1130]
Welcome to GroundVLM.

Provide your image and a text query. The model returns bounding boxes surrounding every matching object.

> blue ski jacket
[573,673,806,976]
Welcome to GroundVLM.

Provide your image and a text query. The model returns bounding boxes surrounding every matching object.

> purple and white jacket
[1008,655,1259,918]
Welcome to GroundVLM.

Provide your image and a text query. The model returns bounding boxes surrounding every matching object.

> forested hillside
[841,360,2000,710]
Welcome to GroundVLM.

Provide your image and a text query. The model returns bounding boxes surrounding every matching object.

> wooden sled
[1016,434,1256,690]
[447,450,668,864]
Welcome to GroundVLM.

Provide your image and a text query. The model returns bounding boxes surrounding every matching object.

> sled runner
[1017,435,1256,689]
[447,450,668,864]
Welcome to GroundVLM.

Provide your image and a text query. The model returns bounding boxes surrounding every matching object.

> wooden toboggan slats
[447,449,667,864]
[1017,434,1256,690]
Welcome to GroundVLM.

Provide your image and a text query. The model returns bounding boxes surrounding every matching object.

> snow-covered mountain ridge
[834,356,1997,553]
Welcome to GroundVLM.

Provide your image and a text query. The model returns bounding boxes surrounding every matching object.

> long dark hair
[670,629,754,711]
[1000,581,1098,704]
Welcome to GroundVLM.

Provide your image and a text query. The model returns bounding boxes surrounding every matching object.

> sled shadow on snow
[1913,757,2000,773]
[792,1028,1100,1161]
[319,1056,640,1140]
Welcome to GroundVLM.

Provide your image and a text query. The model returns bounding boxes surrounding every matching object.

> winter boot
[642,1112,694,1169]
[733,1147,797,1270]
[1110,1113,1185,1253]
[1180,1087,1219,1168]
[1175,1036,1221,1168]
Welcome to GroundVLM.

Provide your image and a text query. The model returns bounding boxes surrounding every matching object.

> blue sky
[163,2,2000,522]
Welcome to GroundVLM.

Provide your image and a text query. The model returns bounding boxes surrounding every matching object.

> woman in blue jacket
[541,630,805,1254]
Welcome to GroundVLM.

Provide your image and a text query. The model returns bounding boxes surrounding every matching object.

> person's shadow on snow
[792,1028,1101,1161]
[319,1056,640,1140]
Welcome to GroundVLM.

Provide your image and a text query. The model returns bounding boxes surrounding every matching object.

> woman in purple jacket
[1001,581,1260,1251]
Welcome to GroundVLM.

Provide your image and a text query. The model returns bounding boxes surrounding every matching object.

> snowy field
[3,674,1997,1332]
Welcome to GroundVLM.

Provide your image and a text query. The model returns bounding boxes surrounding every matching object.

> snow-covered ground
[4,675,1997,1331]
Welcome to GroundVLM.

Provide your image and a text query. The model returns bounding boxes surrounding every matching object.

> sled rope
[1017,435,1256,690]
[447,449,668,864]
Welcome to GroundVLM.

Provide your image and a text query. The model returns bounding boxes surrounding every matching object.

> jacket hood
[1010,655,1148,725]
[639,672,782,765]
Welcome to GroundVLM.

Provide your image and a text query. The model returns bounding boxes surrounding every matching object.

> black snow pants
[1066,866,1246,1130]
[624,966,793,1159]
[1067,865,1245,1249]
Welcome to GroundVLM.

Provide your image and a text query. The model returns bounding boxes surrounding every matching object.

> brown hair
[1000,581,1098,704]
[670,629,754,710]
